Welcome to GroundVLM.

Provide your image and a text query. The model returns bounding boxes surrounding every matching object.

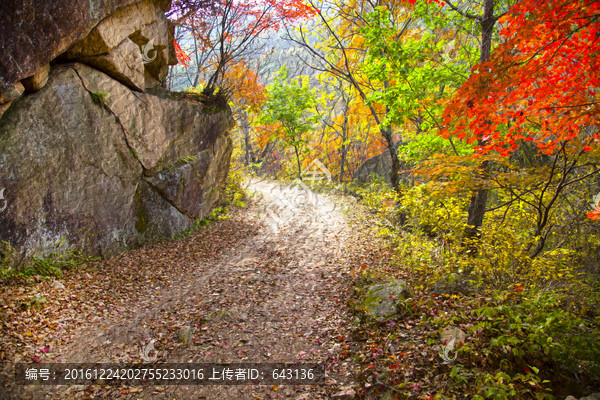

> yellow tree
[312,74,386,181]
[286,0,415,191]
[220,61,268,166]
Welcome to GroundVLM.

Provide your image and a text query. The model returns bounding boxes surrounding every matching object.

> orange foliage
[587,206,600,221]
[255,122,281,147]
[222,62,267,111]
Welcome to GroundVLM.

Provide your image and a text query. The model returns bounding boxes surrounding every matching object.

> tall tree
[360,2,478,153]
[258,66,319,180]
[170,0,316,94]
[438,0,508,240]
[442,0,600,254]
[287,0,406,191]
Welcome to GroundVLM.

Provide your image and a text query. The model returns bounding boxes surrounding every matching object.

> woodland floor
[0,180,394,400]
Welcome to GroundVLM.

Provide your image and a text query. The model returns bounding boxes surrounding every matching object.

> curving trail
[5,179,360,399]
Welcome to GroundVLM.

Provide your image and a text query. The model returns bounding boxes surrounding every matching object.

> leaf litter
[0,180,394,399]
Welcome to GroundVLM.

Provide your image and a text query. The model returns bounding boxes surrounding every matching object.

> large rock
[360,281,413,321]
[0,0,174,103]
[135,181,195,241]
[144,136,233,219]
[354,150,394,184]
[0,0,141,98]
[63,0,174,90]
[63,1,164,58]
[77,38,145,91]
[0,82,24,118]
[21,64,51,93]
[73,63,232,176]
[0,64,234,257]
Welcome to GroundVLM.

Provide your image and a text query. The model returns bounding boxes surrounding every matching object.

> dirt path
[3,179,362,399]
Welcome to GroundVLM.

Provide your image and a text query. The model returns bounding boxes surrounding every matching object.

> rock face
[360,281,413,321]
[0,0,175,118]
[0,1,235,258]
[0,64,233,256]
[62,0,175,89]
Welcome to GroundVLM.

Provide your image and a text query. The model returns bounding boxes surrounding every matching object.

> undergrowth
[339,175,600,399]
[0,240,98,284]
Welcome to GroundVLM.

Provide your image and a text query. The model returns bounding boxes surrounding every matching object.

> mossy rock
[360,281,413,322]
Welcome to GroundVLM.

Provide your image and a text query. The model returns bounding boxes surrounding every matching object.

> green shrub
[443,290,600,398]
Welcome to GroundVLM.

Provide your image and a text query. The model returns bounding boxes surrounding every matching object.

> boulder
[64,0,166,58]
[63,0,174,90]
[135,180,195,240]
[0,65,142,256]
[0,0,231,260]
[73,63,232,176]
[0,0,143,100]
[166,21,178,66]
[0,82,24,119]
[0,0,175,102]
[354,150,394,184]
[144,136,232,220]
[360,281,413,321]
[0,63,234,257]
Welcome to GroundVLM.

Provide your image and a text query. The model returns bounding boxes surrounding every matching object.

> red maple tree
[442,0,600,156]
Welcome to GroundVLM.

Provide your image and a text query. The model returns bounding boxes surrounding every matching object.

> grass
[90,91,110,106]
[0,241,98,284]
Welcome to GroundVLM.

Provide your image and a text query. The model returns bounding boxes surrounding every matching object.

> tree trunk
[465,160,490,238]
[339,112,348,183]
[381,126,401,192]
[464,0,496,242]
[240,112,252,166]
[294,145,302,181]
